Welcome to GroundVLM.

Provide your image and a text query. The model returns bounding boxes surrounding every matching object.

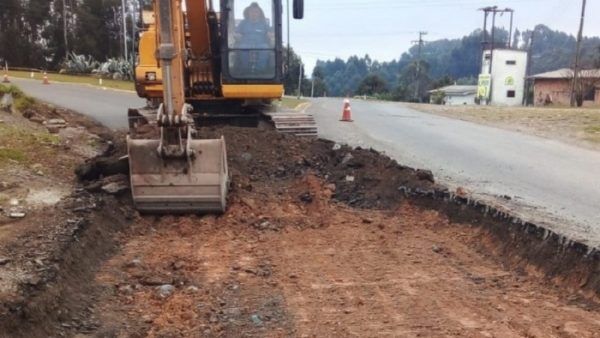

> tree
[357,74,387,96]
[310,66,329,97]
[283,47,305,95]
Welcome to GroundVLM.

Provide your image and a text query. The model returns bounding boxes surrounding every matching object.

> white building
[429,85,477,105]
[479,49,528,106]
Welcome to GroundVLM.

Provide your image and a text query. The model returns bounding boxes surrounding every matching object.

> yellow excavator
[127,0,304,213]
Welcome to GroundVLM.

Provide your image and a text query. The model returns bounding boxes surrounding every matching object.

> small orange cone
[42,72,50,85]
[340,99,353,122]
[2,73,9,83]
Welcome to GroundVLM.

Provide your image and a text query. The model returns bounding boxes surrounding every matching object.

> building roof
[529,68,600,79]
[429,85,477,96]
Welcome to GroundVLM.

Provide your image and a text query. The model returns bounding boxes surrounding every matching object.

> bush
[93,58,133,80]
[61,52,100,74]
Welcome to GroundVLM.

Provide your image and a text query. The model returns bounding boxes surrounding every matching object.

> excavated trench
[2,124,600,337]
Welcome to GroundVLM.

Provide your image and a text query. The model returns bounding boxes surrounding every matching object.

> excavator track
[267,111,318,137]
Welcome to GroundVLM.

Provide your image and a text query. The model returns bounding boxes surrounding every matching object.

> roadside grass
[409,103,600,147]
[5,70,135,91]
[279,97,308,110]
[584,125,600,143]
[0,148,26,163]
[0,123,61,167]
[0,85,62,168]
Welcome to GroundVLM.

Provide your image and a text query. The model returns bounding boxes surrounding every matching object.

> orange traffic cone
[340,99,353,122]
[42,72,50,85]
[2,73,9,83]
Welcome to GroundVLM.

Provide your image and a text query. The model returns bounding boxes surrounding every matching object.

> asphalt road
[11,78,145,129]
[9,78,600,247]
[308,98,600,248]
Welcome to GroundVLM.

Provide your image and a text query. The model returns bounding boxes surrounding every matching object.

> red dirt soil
[93,174,600,337]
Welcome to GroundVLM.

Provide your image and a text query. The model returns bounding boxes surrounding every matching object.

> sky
[284,0,600,74]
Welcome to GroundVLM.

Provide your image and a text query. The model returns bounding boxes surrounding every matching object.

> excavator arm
[127,0,229,214]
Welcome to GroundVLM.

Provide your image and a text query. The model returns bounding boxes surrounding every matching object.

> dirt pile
[82,126,440,210]
[217,126,440,209]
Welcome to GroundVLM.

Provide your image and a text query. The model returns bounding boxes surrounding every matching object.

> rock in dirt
[0,257,11,265]
[250,314,263,326]
[142,276,173,286]
[416,169,435,183]
[100,174,130,195]
[9,211,26,219]
[341,153,354,165]
[299,192,314,203]
[44,118,67,134]
[240,152,253,161]
[101,182,129,195]
[76,157,129,181]
[157,284,175,298]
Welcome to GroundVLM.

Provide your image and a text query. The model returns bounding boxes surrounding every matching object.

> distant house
[429,85,477,106]
[529,68,600,106]
[479,49,528,106]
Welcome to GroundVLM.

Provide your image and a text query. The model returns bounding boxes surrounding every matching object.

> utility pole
[571,0,587,107]
[122,0,129,61]
[479,9,490,72]
[311,77,315,98]
[489,10,497,75]
[62,0,69,59]
[297,63,303,99]
[523,30,535,106]
[508,9,514,48]
[411,31,427,103]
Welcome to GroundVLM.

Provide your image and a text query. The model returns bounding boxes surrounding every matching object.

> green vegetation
[584,125,600,134]
[0,122,60,167]
[6,71,135,91]
[0,0,129,68]
[0,148,26,163]
[279,97,308,110]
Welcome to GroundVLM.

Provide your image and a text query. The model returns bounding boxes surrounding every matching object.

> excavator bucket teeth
[127,136,229,213]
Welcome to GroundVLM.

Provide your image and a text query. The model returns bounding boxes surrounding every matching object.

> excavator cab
[128,0,304,214]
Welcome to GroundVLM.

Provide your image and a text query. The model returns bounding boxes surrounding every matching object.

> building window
[506,60,516,65]
[584,87,596,101]
[507,90,516,98]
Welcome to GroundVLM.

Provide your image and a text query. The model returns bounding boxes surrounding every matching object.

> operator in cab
[233,2,274,76]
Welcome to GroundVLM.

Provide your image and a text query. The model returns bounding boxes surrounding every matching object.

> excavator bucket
[127,136,229,213]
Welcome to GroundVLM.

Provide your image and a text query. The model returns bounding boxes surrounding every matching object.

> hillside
[310,25,600,99]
